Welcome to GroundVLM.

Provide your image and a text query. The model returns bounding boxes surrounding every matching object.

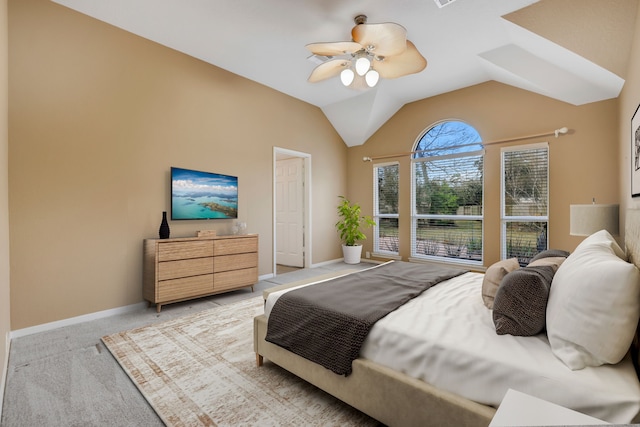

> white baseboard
[0,331,10,422]
[259,273,274,281]
[9,261,379,340]
[311,258,379,268]
[8,267,319,339]
[267,258,376,278]
[310,258,345,268]
[10,302,147,339]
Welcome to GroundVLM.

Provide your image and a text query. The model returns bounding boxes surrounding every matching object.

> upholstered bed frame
[253,209,640,426]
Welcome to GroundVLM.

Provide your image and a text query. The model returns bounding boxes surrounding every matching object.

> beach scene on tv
[171,167,238,219]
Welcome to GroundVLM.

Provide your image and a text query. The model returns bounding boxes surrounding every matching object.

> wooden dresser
[143,234,258,312]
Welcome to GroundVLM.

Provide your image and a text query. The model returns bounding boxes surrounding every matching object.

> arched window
[411,121,484,264]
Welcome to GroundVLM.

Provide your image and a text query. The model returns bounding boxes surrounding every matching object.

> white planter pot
[342,244,363,264]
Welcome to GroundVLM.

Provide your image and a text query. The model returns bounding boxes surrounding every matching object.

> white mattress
[265,269,640,424]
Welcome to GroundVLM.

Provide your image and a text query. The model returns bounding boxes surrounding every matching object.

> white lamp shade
[365,69,379,87]
[355,57,370,76]
[570,204,619,236]
[340,68,354,86]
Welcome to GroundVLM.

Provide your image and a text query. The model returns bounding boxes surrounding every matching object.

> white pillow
[575,229,626,260]
[546,231,640,370]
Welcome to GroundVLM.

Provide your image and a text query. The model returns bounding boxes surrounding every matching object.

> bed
[253,210,640,426]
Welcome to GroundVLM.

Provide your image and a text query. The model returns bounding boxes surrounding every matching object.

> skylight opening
[434,0,457,8]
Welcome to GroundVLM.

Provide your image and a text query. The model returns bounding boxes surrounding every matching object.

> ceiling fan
[306,15,427,89]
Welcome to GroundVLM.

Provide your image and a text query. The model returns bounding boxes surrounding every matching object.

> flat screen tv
[171,167,238,220]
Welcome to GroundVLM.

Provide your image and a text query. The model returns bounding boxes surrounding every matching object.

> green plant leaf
[335,196,376,246]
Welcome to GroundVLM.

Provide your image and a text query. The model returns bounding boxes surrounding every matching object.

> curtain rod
[362,127,569,162]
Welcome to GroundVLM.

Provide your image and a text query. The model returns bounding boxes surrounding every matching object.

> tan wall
[1,0,10,411]
[620,5,640,225]
[8,0,346,329]
[348,81,619,266]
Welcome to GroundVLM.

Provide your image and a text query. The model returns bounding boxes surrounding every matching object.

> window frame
[500,142,549,263]
[373,161,400,257]
[410,120,485,266]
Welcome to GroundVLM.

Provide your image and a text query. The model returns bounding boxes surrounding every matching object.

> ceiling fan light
[340,68,355,86]
[365,69,379,87]
[355,57,371,76]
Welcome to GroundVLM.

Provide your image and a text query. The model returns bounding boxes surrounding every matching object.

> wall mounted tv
[171,167,238,220]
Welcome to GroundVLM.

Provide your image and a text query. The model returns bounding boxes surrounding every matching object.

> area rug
[102,296,377,426]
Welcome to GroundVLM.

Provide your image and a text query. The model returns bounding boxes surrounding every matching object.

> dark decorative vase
[159,211,170,239]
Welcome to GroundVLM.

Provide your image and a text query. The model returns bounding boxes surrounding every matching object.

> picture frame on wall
[632,104,640,197]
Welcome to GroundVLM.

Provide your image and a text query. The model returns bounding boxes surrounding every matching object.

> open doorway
[273,148,311,275]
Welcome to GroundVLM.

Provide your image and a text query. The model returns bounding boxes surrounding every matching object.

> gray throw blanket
[265,261,467,376]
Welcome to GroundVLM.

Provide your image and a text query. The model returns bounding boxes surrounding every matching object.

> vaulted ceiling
[51,0,638,146]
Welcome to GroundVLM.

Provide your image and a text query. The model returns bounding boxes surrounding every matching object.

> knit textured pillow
[492,265,555,336]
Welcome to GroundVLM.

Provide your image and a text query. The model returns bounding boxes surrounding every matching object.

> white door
[275,157,304,267]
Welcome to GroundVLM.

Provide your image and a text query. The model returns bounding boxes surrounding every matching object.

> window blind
[501,144,549,264]
[374,163,399,254]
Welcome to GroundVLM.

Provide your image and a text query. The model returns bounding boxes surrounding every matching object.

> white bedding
[265,268,640,424]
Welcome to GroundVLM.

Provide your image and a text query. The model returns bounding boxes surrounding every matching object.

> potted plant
[335,196,376,264]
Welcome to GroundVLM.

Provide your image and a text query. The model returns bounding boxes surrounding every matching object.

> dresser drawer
[158,240,213,262]
[214,267,258,291]
[158,257,213,281]
[213,236,258,256]
[144,234,258,312]
[157,274,213,302]
[214,253,258,273]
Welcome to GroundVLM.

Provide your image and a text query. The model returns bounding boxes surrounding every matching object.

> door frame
[273,147,311,274]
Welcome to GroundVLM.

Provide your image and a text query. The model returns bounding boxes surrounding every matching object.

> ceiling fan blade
[305,41,362,56]
[352,22,407,57]
[372,40,427,79]
[308,59,350,83]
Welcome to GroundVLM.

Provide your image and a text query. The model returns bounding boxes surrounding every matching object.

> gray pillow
[529,249,570,263]
[527,256,566,273]
[493,265,555,336]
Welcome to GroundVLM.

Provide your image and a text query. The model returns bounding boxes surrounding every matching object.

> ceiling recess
[434,0,457,8]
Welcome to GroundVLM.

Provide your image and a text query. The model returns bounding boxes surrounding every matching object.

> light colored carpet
[102,296,378,426]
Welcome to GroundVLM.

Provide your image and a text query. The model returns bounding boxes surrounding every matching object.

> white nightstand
[489,389,609,426]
